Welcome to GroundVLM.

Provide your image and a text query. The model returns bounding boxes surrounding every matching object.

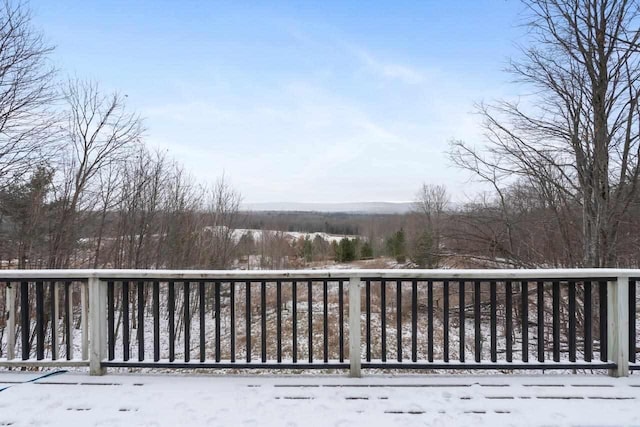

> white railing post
[100,279,108,367]
[81,284,89,361]
[608,276,629,377]
[67,285,74,360]
[89,276,106,375]
[6,284,15,360]
[349,276,361,378]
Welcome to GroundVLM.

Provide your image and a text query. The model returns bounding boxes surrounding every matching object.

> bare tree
[409,184,449,268]
[0,166,53,268]
[155,164,202,269]
[107,148,168,268]
[200,175,242,269]
[92,162,122,268]
[48,79,143,267]
[415,184,449,223]
[0,0,57,185]
[451,0,640,267]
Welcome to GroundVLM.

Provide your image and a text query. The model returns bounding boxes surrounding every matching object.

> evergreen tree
[336,237,356,262]
[386,228,406,263]
[302,236,313,262]
[360,241,373,259]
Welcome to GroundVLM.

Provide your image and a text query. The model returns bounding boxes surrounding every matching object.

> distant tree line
[242,211,366,236]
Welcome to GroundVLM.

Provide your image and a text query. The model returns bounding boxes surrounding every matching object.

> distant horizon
[241,200,416,214]
[243,200,415,205]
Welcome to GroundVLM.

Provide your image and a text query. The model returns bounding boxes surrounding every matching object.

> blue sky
[31,0,526,203]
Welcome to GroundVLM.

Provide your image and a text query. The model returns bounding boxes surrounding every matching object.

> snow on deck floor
[1,372,640,426]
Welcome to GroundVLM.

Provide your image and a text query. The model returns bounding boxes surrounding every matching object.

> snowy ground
[1,371,640,426]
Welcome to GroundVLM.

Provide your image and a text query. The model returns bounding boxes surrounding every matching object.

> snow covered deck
[1,371,640,426]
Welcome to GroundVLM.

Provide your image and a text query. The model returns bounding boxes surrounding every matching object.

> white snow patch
[1,372,640,426]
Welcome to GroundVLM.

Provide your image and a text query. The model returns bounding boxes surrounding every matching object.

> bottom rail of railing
[97,360,616,371]
[0,359,90,368]
[361,361,616,370]
[101,361,350,369]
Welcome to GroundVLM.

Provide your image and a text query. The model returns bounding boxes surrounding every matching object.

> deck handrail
[0,268,639,280]
[0,269,637,377]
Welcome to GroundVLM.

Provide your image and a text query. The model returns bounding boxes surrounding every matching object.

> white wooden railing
[0,269,638,377]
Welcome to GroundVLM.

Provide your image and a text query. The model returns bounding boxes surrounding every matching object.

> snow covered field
[1,371,640,426]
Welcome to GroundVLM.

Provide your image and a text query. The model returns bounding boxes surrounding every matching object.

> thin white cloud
[347,45,427,85]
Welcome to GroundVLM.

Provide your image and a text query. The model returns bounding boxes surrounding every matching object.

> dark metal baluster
[19,281,30,361]
[184,282,190,362]
[428,280,434,362]
[381,280,387,362]
[199,281,205,362]
[397,280,402,362]
[50,281,57,360]
[261,281,267,363]
[292,281,297,363]
[123,280,130,361]
[230,281,235,363]
[411,279,417,362]
[552,280,560,362]
[246,281,251,362]
[138,280,145,362]
[537,281,544,362]
[108,281,115,361]
[36,281,44,360]
[215,281,221,362]
[506,280,513,363]
[168,281,174,362]
[629,280,636,364]
[522,281,528,363]
[324,280,329,363]
[490,281,497,362]
[474,280,481,363]
[153,281,160,362]
[584,280,592,362]
[459,281,465,363]
[277,280,282,363]
[366,280,371,362]
[599,281,607,361]
[568,281,576,362]
[308,280,313,363]
[339,280,344,363]
[64,281,71,360]
[443,280,449,362]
